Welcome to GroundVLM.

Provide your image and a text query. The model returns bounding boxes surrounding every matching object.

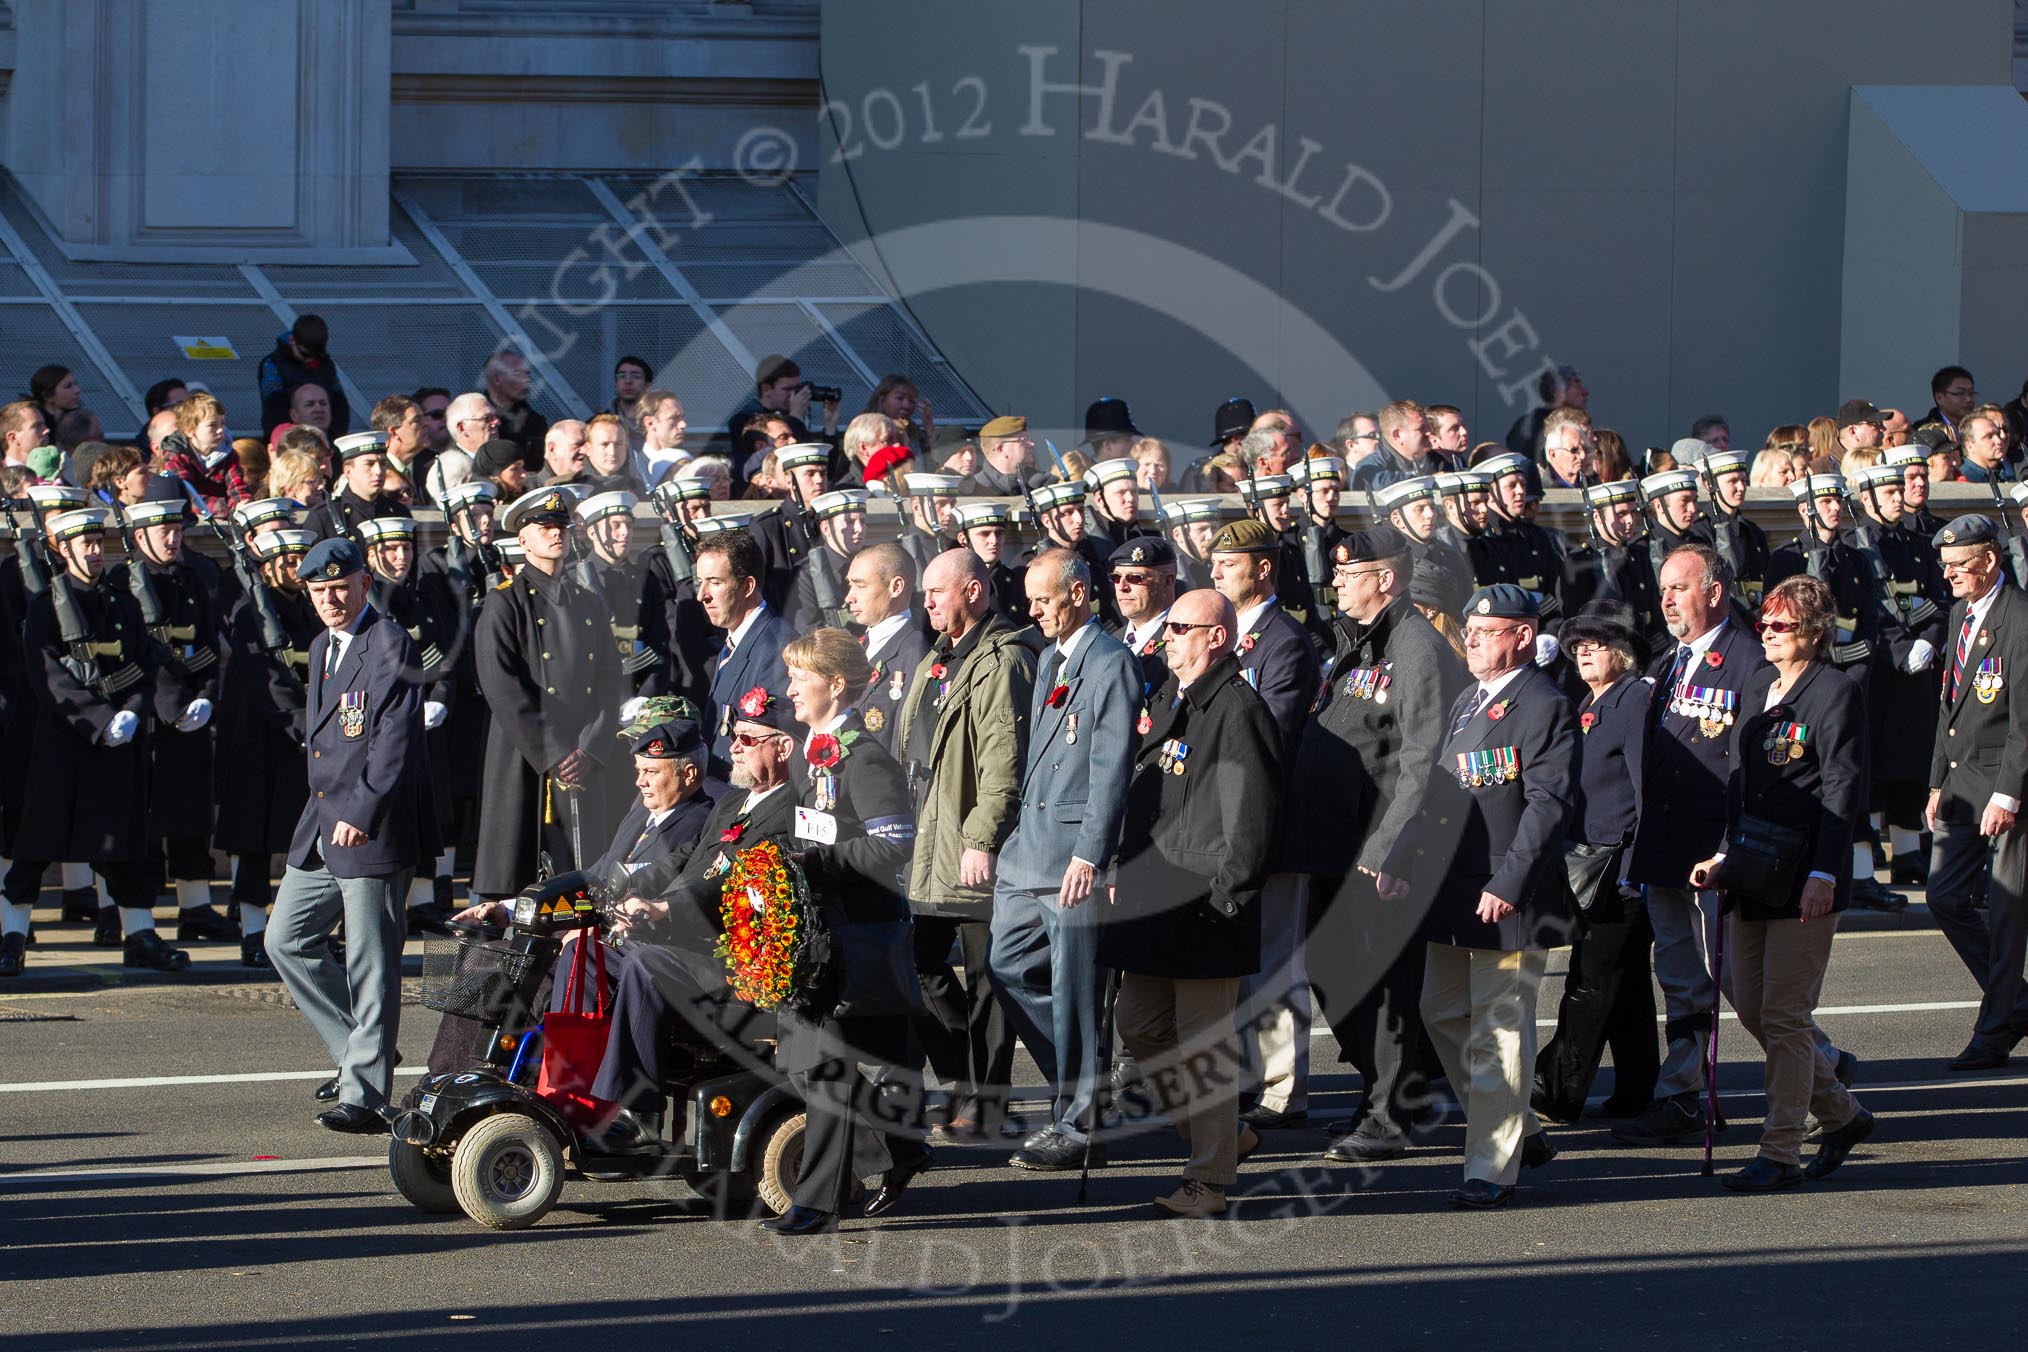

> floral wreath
[714,839,815,1010]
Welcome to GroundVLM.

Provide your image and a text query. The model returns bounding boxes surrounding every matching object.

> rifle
[1578,472,1622,603]
[1,496,50,600]
[105,500,167,630]
[648,492,695,588]
[182,482,290,654]
[446,496,507,600]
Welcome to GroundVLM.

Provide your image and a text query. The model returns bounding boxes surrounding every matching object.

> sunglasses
[731,731,784,748]
[1113,571,1157,588]
[1757,619,1801,635]
[1164,620,1216,635]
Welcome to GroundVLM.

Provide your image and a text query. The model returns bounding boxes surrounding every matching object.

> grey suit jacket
[996,622,1143,892]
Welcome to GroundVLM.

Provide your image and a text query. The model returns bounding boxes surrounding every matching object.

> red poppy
[1487,701,1508,722]
[1141,639,1158,657]
[1239,634,1257,653]
[1704,651,1723,669]
[1136,712,1153,735]
[929,662,947,680]
[736,686,770,718]
[807,733,842,769]
[720,822,746,845]
[1580,711,1596,734]
[1047,683,1070,709]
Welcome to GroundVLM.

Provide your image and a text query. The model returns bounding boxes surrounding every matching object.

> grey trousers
[1646,885,1842,1102]
[266,863,409,1110]
[988,882,1106,1140]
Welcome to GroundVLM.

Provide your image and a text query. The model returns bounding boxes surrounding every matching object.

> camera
[803,383,843,405]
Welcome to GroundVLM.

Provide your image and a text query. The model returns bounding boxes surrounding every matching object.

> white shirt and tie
[719,603,766,669]
[862,610,915,662]
[1122,608,1169,654]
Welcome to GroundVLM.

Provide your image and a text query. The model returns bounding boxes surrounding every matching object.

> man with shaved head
[895,548,1037,1137]
[844,541,928,755]
[1098,580,1282,1217]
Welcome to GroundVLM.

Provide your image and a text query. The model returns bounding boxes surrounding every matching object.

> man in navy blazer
[697,527,790,775]
[1210,519,1321,757]
[267,538,437,1133]
[988,548,1142,1170]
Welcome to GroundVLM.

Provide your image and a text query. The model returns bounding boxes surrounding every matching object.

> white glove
[102,709,139,747]
[1905,639,1935,674]
[423,700,448,730]
[1534,633,1561,667]
[173,697,213,733]
[619,695,646,724]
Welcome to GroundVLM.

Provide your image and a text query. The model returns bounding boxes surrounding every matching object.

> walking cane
[1701,904,1726,1176]
[1080,965,1120,1205]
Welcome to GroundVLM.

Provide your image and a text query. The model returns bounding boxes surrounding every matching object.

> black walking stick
[1702,904,1726,1176]
[1080,965,1120,1204]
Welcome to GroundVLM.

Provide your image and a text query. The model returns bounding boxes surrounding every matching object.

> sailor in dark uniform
[1084,456,1141,554]
[471,487,625,899]
[751,442,829,613]
[896,472,961,579]
[1890,444,1945,540]
[1563,479,1666,654]
[1028,479,1114,606]
[788,489,869,633]
[1767,474,1879,685]
[1289,454,1349,630]
[113,485,236,943]
[1641,468,1716,578]
[842,541,929,756]
[1436,469,1508,586]
[2,509,185,974]
[212,525,322,967]
[952,500,1028,630]
[305,431,413,544]
[419,478,499,903]
[1376,475,1476,609]
[1697,448,1771,613]
[1161,496,1220,593]
[1238,473,1318,631]
[359,513,463,933]
[1476,452,1566,620]
[642,477,718,712]
[571,489,670,704]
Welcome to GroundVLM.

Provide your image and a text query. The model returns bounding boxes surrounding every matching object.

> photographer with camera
[727,355,841,488]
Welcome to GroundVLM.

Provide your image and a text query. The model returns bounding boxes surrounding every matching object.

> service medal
[864,706,885,733]
[1065,712,1078,745]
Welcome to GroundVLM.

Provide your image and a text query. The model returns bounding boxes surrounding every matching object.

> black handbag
[1714,812,1809,911]
[1563,839,1627,914]
[826,917,927,1019]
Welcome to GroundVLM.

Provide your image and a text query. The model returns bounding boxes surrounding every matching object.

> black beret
[728,683,796,735]
[1465,582,1540,620]
[1933,513,2001,550]
[1109,534,1175,568]
[630,718,703,760]
[295,537,365,584]
[1332,525,1410,566]
[473,438,524,478]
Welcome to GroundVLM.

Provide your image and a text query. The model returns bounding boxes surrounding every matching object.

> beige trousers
[1727,911,1863,1166]
[1116,973,1245,1187]
[1420,942,1546,1187]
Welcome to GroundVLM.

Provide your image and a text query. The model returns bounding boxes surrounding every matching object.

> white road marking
[1308,997,1981,1037]
[0,1068,429,1094]
[1,1155,383,1183]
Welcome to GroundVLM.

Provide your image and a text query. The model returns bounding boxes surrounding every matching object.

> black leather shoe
[176,905,239,942]
[1530,1091,1585,1126]
[583,1109,661,1156]
[0,931,24,977]
[1833,1050,1858,1088]
[123,931,191,971]
[241,936,271,969]
[1804,1108,1875,1180]
[1599,1095,1650,1118]
[1520,1131,1557,1169]
[406,902,456,938]
[1611,1095,1704,1146]
[861,1153,932,1218]
[1240,1104,1309,1129]
[314,1077,340,1103]
[1848,878,1907,913]
[1450,1179,1514,1209]
[760,1205,838,1235]
[1946,1043,2010,1073]
[1324,1128,1406,1163]
[1721,1157,1803,1191]
[60,887,98,923]
[1889,854,1928,886]
[316,1103,391,1134]
[1010,1128,1098,1171]
[93,908,122,948]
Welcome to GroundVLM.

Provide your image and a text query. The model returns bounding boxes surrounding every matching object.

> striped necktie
[1949,608,1977,701]
[1449,686,1487,738]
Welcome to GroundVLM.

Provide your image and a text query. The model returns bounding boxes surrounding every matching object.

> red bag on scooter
[537,934,612,1127]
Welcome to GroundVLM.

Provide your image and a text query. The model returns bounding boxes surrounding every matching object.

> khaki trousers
[1115,973,1244,1188]
[1727,911,1863,1166]
[1237,873,1311,1113]
[1420,942,1545,1187]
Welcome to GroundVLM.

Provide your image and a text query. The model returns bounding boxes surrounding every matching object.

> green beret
[1210,518,1278,555]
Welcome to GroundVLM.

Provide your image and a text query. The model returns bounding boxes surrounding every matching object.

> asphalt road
[3,893,2025,1351]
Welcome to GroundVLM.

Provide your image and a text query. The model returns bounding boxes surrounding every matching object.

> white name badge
[794,806,838,845]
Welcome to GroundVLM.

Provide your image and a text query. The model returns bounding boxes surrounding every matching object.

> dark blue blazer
[1627,620,1768,886]
[1573,672,1647,846]
[289,605,437,878]
[706,607,791,771]
[1237,603,1322,758]
[592,790,715,881]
